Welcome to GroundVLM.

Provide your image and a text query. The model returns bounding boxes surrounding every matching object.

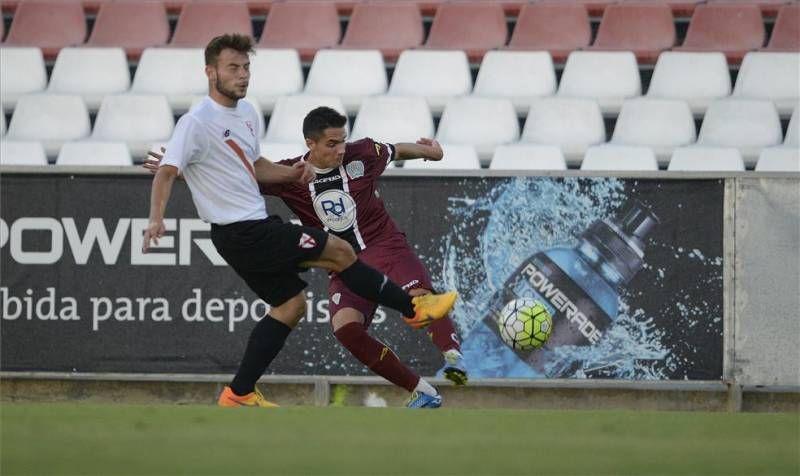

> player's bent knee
[331,308,366,332]
[270,292,306,328]
[322,236,357,271]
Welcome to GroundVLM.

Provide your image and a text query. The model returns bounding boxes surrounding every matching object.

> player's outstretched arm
[254,157,316,185]
[143,164,179,253]
[394,138,444,162]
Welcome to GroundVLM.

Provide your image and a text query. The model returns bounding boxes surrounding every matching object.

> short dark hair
[205,34,255,66]
[303,107,348,140]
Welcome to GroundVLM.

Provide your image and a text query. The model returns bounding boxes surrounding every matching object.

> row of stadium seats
[393,143,798,171]
[1,92,797,166]
[1,1,798,62]
[2,47,798,117]
[1,0,794,16]
[2,139,797,172]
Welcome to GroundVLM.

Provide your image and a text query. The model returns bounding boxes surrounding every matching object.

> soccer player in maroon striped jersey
[260,107,468,406]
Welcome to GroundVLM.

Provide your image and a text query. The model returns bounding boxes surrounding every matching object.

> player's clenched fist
[293,160,316,184]
[416,138,443,161]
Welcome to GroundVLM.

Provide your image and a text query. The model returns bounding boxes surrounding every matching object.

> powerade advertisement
[427,177,723,380]
[0,173,724,380]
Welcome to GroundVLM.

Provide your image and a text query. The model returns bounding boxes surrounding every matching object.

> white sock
[414,378,438,397]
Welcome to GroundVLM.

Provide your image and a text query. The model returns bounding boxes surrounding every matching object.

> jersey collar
[305,152,337,174]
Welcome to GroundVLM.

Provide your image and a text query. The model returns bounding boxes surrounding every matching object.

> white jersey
[161,96,267,225]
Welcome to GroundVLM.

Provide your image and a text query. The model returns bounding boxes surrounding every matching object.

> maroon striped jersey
[260,138,406,252]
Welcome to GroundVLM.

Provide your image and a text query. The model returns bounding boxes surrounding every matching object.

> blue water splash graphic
[433,177,722,380]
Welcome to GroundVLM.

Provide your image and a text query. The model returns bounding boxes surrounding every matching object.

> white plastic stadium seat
[557,51,641,114]
[401,144,480,170]
[521,98,605,167]
[131,48,206,113]
[435,97,519,165]
[249,49,304,113]
[56,141,133,166]
[733,52,800,116]
[0,140,48,165]
[647,52,731,115]
[189,96,265,137]
[388,50,472,114]
[92,94,175,160]
[668,147,745,171]
[304,49,387,114]
[351,96,434,144]
[489,144,567,170]
[265,96,348,145]
[580,144,659,171]
[611,98,696,166]
[785,106,799,147]
[755,148,800,172]
[6,95,91,157]
[697,99,783,167]
[259,142,307,162]
[47,47,131,111]
[472,50,557,115]
[0,47,47,111]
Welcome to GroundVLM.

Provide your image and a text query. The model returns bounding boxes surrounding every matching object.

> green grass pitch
[2,403,798,475]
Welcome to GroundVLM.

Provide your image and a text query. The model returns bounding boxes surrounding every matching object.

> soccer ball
[497,298,553,350]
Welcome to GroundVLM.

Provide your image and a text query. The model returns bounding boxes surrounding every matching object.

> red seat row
[2,0,798,62]
[1,0,794,16]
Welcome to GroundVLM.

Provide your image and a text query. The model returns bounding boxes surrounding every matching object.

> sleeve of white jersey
[161,115,207,172]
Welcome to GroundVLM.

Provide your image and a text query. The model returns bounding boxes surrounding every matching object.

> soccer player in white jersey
[143,34,457,407]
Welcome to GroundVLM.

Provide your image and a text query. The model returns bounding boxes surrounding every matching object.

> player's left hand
[143,147,165,174]
[416,138,443,161]
[293,160,316,184]
[142,219,166,253]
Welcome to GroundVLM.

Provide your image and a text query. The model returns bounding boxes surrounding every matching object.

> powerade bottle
[459,201,659,378]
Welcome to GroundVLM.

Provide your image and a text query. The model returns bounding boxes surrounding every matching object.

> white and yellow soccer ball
[497,298,553,350]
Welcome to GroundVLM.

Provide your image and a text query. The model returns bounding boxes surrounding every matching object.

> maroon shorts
[328,241,433,327]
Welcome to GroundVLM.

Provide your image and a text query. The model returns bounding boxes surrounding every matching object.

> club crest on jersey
[312,189,357,232]
[346,161,365,179]
[298,233,317,249]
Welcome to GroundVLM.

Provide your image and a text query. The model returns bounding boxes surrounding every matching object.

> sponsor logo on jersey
[401,279,420,291]
[332,293,341,305]
[346,161,365,180]
[245,121,255,137]
[223,129,231,138]
[312,189,357,232]
[298,233,317,249]
[313,174,342,184]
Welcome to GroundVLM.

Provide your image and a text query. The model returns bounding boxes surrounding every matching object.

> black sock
[338,260,415,316]
[230,315,292,396]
